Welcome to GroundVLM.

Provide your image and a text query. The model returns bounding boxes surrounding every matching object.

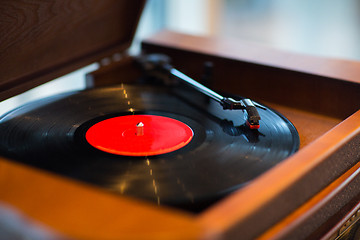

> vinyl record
[0,84,299,211]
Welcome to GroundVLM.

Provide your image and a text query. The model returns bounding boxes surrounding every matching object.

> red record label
[85,115,194,156]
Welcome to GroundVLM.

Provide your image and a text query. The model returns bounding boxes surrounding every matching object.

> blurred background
[1,0,359,114]
[136,0,360,59]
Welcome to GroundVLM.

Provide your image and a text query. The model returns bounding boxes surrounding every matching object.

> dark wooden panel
[0,0,145,100]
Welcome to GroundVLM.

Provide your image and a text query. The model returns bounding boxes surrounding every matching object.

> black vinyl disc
[0,84,299,211]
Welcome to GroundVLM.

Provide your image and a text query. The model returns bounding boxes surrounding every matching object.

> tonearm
[138,54,262,129]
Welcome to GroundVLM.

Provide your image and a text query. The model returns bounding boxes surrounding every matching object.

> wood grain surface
[0,0,145,101]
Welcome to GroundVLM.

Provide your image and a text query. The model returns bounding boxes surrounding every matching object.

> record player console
[1,1,360,239]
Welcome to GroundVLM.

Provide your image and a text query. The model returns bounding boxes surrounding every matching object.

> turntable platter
[0,84,299,211]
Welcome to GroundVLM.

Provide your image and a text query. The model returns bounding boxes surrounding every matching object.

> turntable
[1,1,360,239]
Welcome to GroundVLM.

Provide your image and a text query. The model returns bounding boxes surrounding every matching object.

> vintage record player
[1,0,360,239]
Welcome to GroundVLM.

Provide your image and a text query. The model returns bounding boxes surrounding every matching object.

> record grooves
[0,84,299,212]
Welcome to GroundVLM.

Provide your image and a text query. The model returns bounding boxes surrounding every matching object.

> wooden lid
[0,0,146,101]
